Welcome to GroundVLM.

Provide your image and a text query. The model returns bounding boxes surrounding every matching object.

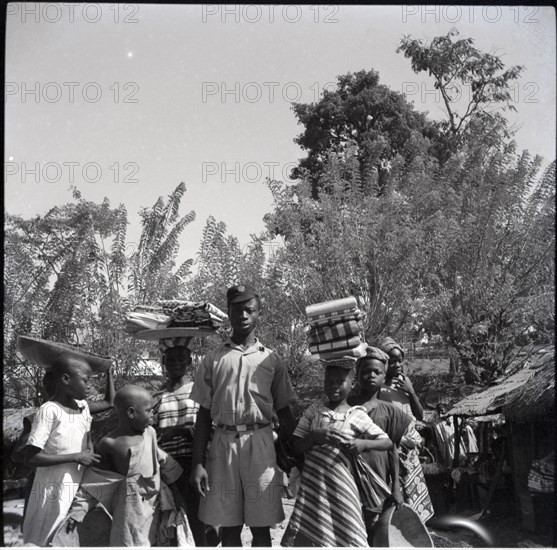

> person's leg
[250,526,272,546]
[222,525,243,547]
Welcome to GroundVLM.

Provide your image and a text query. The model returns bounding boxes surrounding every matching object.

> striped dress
[282,403,391,547]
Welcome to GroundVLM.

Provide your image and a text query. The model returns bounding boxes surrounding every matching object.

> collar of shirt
[224,337,266,354]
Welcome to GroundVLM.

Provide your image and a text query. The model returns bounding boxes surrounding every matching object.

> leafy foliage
[398,29,523,157]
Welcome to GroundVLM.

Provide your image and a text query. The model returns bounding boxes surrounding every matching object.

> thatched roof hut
[503,349,555,422]
[447,346,554,418]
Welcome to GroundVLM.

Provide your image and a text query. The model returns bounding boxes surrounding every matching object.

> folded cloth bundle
[308,310,364,329]
[307,319,363,346]
[305,297,367,361]
[318,341,368,361]
[159,301,228,329]
[124,311,171,334]
[125,302,228,334]
[309,335,362,354]
[305,296,358,319]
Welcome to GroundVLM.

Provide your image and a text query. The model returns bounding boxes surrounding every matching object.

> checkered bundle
[305,297,367,361]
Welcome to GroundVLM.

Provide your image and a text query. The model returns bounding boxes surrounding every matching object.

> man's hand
[66,518,80,533]
[189,463,209,498]
[74,451,101,467]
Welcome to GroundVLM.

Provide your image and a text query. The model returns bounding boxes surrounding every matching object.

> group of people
[17,284,434,547]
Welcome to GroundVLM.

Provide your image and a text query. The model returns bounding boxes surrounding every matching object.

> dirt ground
[4,496,553,548]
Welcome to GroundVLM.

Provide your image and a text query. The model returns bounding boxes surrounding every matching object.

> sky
[5,4,556,264]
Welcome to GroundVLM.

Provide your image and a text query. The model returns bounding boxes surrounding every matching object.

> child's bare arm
[343,436,393,454]
[89,368,115,415]
[24,445,101,468]
[291,429,351,455]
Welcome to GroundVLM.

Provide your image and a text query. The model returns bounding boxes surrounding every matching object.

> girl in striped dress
[282,358,393,547]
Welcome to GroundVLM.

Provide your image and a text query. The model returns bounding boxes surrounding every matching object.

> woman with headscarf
[379,336,423,421]
[348,346,413,543]
[378,337,435,524]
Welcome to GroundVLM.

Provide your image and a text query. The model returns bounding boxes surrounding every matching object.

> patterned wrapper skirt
[399,447,435,523]
[281,445,391,547]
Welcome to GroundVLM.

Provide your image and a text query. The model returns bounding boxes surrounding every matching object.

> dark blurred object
[275,434,304,475]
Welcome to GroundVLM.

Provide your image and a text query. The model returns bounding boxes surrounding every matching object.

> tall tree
[398,29,523,158]
[291,69,438,197]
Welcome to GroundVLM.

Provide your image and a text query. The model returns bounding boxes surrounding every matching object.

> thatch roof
[447,346,554,418]
[503,351,555,422]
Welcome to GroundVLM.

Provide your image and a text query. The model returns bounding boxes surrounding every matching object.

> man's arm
[189,406,212,497]
[89,368,115,415]
[276,406,296,437]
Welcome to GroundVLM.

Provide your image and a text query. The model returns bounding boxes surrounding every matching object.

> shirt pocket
[247,360,274,400]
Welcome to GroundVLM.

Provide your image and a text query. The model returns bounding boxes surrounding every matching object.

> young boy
[153,339,212,546]
[63,385,190,547]
[189,284,297,547]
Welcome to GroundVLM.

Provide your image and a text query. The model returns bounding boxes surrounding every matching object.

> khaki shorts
[199,425,284,527]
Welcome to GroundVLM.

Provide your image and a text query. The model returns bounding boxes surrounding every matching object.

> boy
[63,385,191,547]
[189,284,297,547]
[153,338,213,545]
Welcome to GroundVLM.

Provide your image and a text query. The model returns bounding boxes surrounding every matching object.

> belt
[216,422,270,433]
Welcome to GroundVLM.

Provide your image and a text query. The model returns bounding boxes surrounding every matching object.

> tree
[4,183,198,405]
[291,70,438,197]
[4,190,130,405]
[419,143,555,378]
[128,183,195,305]
[398,29,523,158]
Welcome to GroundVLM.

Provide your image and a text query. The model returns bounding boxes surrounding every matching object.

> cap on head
[227,284,259,305]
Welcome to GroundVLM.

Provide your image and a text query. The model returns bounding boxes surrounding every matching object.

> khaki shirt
[190,338,296,425]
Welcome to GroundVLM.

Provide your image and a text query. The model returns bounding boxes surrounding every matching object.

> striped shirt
[153,382,199,460]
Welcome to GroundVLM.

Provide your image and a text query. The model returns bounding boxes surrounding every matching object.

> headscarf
[158,337,192,353]
[378,336,405,359]
[319,356,357,370]
[355,346,389,371]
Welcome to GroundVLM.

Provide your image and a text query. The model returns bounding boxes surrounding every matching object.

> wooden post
[453,415,461,468]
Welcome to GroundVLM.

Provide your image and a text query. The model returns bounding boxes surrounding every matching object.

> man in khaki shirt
[190,284,297,546]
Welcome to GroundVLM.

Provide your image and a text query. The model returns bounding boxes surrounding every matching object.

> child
[22,354,101,546]
[282,358,393,547]
[15,367,114,517]
[153,338,213,546]
[63,385,192,547]
[189,284,297,547]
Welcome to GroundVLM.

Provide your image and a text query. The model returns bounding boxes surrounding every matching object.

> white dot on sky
[127,52,134,58]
